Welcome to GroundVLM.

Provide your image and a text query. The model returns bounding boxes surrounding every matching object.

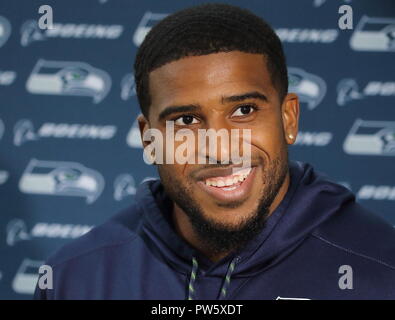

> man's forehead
[148,51,273,110]
[150,51,269,83]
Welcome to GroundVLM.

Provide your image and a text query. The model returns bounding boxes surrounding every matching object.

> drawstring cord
[187,257,199,300]
[187,256,240,300]
[219,257,237,299]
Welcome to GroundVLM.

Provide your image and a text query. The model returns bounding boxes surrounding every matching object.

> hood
[137,160,355,298]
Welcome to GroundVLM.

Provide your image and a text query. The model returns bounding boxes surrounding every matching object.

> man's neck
[172,206,230,262]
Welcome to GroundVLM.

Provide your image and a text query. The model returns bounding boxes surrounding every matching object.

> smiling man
[142,50,294,264]
[35,3,395,300]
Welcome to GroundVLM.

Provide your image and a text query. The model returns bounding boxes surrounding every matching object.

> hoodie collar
[138,160,355,277]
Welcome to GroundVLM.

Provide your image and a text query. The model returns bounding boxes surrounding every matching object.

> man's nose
[197,119,234,165]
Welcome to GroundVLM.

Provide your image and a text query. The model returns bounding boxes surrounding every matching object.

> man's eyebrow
[221,91,268,104]
[157,91,267,120]
[158,104,200,120]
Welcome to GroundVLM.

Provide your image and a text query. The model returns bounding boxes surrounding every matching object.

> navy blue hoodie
[34,161,395,300]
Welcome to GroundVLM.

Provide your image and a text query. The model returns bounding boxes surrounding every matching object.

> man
[35,3,395,300]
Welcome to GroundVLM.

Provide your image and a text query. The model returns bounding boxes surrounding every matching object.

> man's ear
[281,93,300,145]
[137,114,150,149]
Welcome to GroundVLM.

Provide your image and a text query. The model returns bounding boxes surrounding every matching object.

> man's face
[140,51,299,252]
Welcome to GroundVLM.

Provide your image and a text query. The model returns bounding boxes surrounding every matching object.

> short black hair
[134,3,288,117]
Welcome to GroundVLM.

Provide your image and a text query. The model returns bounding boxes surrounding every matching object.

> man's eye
[231,105,256,117]
[174,115,199,126]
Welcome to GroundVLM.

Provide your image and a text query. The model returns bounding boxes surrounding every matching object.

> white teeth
[204,167,253,188]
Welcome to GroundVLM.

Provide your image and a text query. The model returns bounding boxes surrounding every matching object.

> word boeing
[142,121,252,168]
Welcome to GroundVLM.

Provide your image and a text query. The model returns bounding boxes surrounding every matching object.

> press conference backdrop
[0,0,394,299]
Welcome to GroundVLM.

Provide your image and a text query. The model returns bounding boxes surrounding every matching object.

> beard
[158,151,289,257]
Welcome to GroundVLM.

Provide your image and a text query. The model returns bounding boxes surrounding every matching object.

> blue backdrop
[0,0,394,299]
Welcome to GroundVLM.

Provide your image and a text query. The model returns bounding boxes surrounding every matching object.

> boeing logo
[21,20,124,46]
[294,131,333,146]
[113,174,137,201]
[357,185,395,201]
[337,79,395,106]
[6,218,93,246]
[13,119,117,146]
[276,28,338,43]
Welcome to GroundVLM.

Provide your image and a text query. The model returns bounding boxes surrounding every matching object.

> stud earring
[288,133,294,140]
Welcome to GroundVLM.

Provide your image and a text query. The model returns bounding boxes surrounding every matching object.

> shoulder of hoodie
[44,201,145,269]
[311,198,395,273]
